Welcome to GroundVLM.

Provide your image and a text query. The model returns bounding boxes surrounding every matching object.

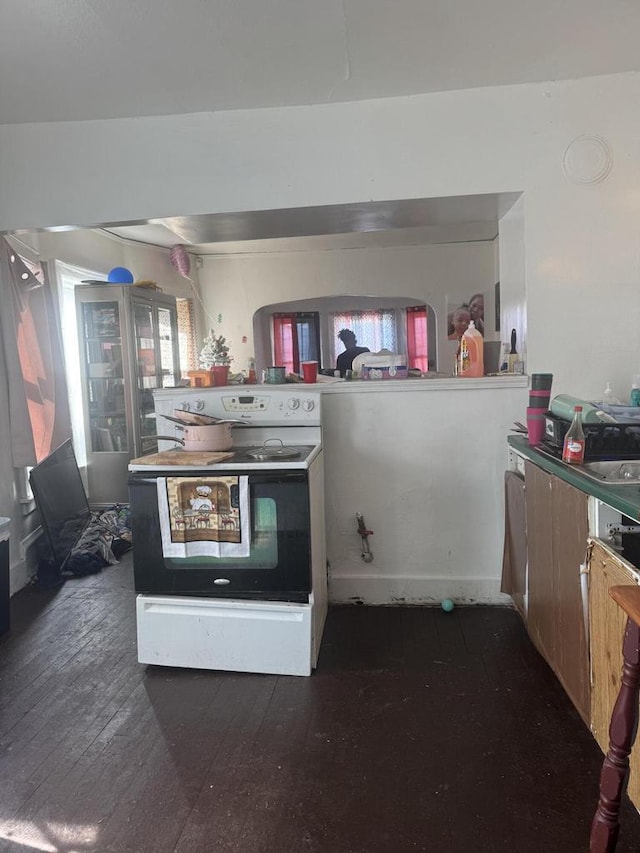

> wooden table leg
[590,618,640,852]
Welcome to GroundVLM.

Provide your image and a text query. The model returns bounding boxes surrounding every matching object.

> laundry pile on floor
[36,504,132,588]
[65,504,132,577]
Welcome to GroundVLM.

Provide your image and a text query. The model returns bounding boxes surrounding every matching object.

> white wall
[2,72,638,399]
[197,241,496,374]
[2,71,640,597]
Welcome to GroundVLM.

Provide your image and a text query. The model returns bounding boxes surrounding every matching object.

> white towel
[157,476,251,558]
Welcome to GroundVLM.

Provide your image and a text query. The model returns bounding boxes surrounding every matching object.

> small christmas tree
[199,329,232,368]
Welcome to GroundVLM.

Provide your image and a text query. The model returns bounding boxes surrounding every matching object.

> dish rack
[543,413,640,460]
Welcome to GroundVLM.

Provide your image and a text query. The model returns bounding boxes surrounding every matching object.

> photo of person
[447,304,471,340]
[447,293,485,339]
[468,293,485,336]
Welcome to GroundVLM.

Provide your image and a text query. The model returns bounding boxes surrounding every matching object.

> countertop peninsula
[508,435,640,521]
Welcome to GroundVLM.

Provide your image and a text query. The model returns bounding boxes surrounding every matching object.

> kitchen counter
[508,434,640,521]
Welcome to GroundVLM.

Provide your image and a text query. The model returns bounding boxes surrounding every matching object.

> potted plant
[199,329,233,385]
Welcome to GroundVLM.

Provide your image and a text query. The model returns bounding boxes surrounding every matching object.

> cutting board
[129,450,235,466]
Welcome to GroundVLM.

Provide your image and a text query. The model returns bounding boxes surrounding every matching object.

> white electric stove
[128,386,327,677]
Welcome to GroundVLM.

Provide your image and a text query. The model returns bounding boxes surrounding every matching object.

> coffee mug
[263,366,286,384]
[301,361,318,383]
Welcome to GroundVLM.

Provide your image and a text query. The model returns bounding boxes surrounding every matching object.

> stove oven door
[128,470,311,601]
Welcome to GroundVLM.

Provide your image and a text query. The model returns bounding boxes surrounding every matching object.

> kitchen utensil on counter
[245,439,302,460]
[263,366,286,384]
[508,329,519,373]
[171,410,220,425]
[131,449,235,466]
[150,421,234,451]
[163,413,247,427]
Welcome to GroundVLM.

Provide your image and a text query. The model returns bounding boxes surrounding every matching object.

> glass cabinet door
[158,306,178,388]
[82,302,128,453]
[133,301,160,450]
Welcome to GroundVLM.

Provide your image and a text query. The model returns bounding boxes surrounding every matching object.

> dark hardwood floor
[2,555,640,852]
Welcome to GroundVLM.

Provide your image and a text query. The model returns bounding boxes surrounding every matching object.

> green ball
[441,598,454,612]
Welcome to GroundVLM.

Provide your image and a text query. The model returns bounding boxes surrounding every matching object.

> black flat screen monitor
[29,439,91,569]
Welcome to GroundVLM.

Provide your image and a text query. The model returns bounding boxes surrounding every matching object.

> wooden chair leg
[590,618,640,852]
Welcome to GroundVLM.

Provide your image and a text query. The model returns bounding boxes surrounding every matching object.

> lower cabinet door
[525,462,590,724]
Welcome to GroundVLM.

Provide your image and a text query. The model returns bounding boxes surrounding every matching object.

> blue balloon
[107,266,134,283]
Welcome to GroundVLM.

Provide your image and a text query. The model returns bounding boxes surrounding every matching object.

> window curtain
[176,297,197,373]
[0,238,71,466]
[331,310,397,363]
[273,314,299,374]
[406,305,428,372]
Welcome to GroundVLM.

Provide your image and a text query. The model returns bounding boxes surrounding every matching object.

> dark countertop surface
[508,434,640,521]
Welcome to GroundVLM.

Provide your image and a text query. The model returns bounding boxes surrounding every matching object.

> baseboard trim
[328,574,513,606]
[20,525,43,560]
[10,558,36,597]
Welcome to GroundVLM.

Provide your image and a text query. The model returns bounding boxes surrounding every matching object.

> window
[176,297,197,373]
[331,309,397,364]
[272,312,320,373]
[406,305,428,372]
[55,261,101,468]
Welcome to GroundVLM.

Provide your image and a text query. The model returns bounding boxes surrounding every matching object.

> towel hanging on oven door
[156,475,251,558]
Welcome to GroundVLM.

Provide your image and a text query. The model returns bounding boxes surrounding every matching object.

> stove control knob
[195,400,205,411]
[302,399,315,412]
[179,402,191,411]
[287,398,300,410]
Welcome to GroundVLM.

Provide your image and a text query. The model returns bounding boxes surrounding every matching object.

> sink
[578,460,640,485]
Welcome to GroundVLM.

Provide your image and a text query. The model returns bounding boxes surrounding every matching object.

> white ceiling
[4,1,635,251]
[1,0,639,126]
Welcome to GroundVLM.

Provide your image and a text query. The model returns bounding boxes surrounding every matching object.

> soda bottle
[562,405,585,464]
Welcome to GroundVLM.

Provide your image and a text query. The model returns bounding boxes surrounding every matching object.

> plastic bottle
[630,376,640,407]
[602,382,621,405]
[562,405,586,464]
[499,342,510,373]
[457,320,484,377]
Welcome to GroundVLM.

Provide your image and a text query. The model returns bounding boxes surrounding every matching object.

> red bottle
[562,405,585,464]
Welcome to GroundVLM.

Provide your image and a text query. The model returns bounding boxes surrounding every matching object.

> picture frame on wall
[447,292,485,339]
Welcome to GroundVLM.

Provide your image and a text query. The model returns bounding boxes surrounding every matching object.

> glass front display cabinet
[76,285,180,503]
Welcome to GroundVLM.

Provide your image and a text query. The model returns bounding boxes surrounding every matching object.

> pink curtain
[273,314,299,373]
[0,239,71,465]
[406,306,428,372]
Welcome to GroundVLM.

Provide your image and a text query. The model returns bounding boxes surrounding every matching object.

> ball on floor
[441,598,454,612]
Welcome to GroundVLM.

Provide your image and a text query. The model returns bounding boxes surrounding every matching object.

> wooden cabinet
[589,538,640,810]
[501,471,527,618]
[525,461,590,724]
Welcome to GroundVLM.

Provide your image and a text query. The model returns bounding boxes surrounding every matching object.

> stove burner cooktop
[230,444,316,464]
